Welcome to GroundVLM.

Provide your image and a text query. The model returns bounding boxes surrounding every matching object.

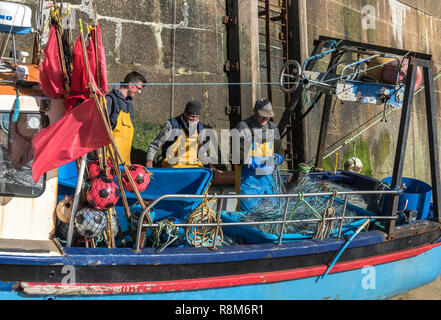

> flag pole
[66,154,87,247]
[77,19,153,226]
[90,10,134,245]
[51,0,70,94]
[91,5,106,174]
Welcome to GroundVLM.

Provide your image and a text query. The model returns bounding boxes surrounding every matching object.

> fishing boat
[0,2,441,301]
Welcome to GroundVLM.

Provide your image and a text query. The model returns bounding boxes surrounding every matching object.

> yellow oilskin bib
[111,111,134,164]
[249,140,273,158]
[162,130,203,168]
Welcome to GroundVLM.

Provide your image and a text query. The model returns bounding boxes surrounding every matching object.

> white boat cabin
[0,2,64,255]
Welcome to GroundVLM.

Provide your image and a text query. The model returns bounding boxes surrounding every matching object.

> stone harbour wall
[13,0,230,131]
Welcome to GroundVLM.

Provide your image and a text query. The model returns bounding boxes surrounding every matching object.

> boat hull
[0,225,440,300]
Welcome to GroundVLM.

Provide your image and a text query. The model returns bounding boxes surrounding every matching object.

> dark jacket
[105,88,134,130]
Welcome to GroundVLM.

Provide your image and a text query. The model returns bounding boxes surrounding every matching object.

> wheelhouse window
[0,111,48,197]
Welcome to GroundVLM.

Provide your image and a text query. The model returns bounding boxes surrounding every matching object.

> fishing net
[239,159,372,237]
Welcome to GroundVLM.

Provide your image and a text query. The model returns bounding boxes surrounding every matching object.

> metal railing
[134,189,403,251]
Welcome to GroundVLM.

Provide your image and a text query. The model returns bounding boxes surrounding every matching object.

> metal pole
[264,0,272,101]
[66,154,87,247]
[386,60,417,238]
[423,65,441,223]
[297,0,308,65]
[322,218,371,279]
[337,194,348,238]
[277,198,290,245]
[170,0,177,118]
[212,198,224,249]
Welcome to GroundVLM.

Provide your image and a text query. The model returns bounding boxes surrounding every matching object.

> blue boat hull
[0,226,440,300]
[0,243,440,300]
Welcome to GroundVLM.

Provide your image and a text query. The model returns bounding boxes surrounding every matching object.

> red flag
[63,34,90,113]
[31,98,110,183]
[87,25,108,95]
[38,25,67,98]
[64,25,107,113]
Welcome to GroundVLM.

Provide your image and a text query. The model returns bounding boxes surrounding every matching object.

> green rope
[150,219,180,251]
[298,163,313,174]
[288,193,322,220]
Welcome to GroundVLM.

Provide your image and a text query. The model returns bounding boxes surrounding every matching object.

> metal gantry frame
[277,36,441,236]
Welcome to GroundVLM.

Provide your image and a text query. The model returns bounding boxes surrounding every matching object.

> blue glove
[249,156,274,175]
[249,156,267,169]
[275,153,283,165]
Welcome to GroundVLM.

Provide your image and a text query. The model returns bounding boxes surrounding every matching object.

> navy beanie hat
[185,100,202,115]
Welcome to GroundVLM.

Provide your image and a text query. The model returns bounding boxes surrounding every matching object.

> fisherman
[105,71,147,164]
[234,98,284,212]
[146,100,221,178]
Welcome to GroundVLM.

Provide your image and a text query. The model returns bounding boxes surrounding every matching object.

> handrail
[135,189,403,251]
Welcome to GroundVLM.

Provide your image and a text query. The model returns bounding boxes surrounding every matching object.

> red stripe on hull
[19,242,441,295]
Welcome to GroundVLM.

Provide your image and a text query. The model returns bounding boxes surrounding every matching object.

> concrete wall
[13,0,230,132]
[303,0,441,183]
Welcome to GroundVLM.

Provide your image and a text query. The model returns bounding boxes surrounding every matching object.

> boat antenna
[32,0,45,64]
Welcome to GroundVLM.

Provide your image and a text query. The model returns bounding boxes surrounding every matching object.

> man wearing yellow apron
[146,101,221,177]
[105,71,147,164]
[235,98,284,212]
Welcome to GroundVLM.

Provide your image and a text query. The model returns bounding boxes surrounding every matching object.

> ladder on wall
[258,0,295,170]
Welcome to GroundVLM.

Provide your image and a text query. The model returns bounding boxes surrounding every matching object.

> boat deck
[0,238,63,256]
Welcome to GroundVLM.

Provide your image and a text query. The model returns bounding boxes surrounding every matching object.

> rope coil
[185,194,223,247]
